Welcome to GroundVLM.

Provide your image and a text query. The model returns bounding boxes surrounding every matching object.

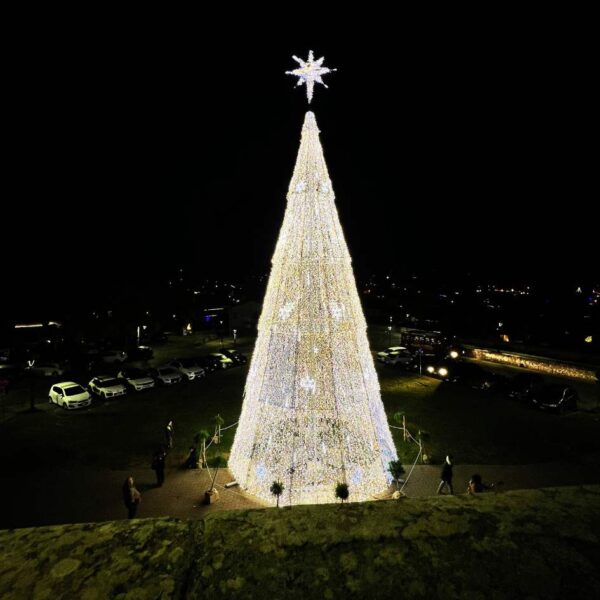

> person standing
[437,455,454,495]
[151,448,166,487]
[122,476,142,519]
[165,420,174,449]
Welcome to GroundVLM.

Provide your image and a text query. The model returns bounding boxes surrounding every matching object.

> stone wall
[2,486,599,599]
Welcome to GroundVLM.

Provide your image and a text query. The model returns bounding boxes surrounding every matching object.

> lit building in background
[229,111,397,505]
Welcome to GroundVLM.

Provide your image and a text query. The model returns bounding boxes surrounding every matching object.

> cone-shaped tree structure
[229,111,397,505]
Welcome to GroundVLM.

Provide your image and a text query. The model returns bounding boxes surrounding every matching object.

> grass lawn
[1,334,599,475]
[381,369,600,465]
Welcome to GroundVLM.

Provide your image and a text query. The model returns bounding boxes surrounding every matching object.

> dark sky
[4,23,597,316]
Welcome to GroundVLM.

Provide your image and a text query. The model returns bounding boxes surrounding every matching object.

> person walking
[151,448,166,487]
[437,455,454,495]
[122,476,142,519]
[186,446,199,469]
[165,420,174,449]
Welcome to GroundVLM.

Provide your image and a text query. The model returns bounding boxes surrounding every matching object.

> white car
[168,359,206,381]
[29,361,67,377]
[150,366,183,385]
[210,353,234,369]
[383,350,414,366]
[377,346,408,363]
[89,376,127,399]
[48,382,91,409]
[99,350,128,364]
[117,368,155,392]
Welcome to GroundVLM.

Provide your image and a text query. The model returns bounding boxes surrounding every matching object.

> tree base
[204,489,220,505]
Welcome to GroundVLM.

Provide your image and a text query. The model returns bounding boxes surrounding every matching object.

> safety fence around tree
[200,414,424,499]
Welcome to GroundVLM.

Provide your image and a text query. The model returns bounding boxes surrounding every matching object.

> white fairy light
[295,181,307,193]
[286,50,336,103]
[229,110,397,506]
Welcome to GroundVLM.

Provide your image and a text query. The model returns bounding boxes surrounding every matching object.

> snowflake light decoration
[330,302,345,320]
[299,375,316,394]
[279,302,295,320]
[286,50,336,103]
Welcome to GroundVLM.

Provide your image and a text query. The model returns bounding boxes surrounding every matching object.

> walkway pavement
[2,461,599,530]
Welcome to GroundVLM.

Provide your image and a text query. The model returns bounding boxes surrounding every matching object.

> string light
[229,111,397,505]
[472,349,597,382]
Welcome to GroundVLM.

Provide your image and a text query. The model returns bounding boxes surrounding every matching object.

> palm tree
[270,480,284,507]
[388,460,406,490]
[213,413,225,444]
[195,429,211,468]
[335,482,349,504]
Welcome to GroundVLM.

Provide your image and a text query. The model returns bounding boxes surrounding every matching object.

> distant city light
[14,321,61,329]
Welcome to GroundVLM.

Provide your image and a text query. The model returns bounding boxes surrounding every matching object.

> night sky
[5,25,597,318]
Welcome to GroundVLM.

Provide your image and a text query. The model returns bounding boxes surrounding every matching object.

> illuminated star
[286,50,336,103]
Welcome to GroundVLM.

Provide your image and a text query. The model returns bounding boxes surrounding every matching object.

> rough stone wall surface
[0,518,200,600]
[1,486,599,599]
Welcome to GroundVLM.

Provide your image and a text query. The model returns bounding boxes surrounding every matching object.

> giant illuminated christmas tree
[229,52,397,505]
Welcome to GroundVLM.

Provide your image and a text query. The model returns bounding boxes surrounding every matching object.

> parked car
[168,358,206,380]
[150,332,169,345]
[150,366,183,385]
[383,349,413,367]
[0,364,21,393]
[221,349,248,365]
[48,382,91,409]
[195,355,221,374]
[99,350,128,364]
[28,361,67,377]
[376,347,408,363]
[210,353,235,369]
[127,346,154,361]
[531,384,578,413]
[506,373,545,403]
[117,368,155,391]
[88,376,127,399]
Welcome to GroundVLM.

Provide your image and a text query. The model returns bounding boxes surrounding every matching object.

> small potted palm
[204,456,226,505]
[388,460,406,490]
[335,482,349,504]
[270,480,284,507]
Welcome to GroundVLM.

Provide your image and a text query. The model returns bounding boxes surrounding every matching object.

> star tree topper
[286,50,336,103]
